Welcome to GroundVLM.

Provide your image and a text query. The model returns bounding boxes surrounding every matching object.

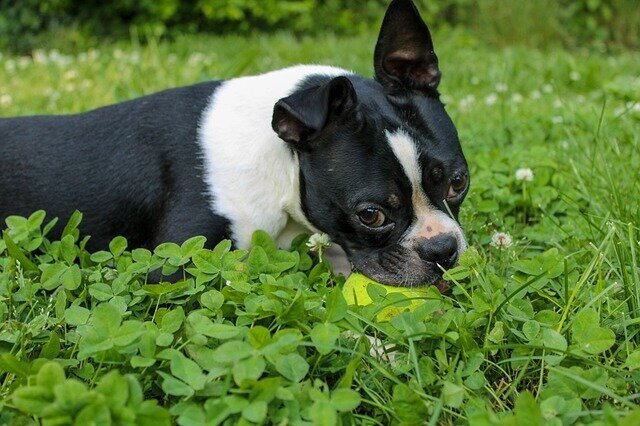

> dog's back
[0,81,228,250]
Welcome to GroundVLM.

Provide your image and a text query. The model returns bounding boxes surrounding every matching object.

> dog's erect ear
[272,76,357,148]
[374,0,440,95]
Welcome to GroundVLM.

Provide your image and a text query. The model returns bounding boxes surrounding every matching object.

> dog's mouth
[345,242,458,292]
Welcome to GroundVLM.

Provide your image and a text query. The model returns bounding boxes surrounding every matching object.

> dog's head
[272,0,469,287]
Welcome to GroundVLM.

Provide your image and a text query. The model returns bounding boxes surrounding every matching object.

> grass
[1,31,640,424]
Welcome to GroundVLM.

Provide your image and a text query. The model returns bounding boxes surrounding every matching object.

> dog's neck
[198,65,349,248]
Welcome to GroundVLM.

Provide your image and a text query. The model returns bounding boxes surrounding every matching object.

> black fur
[0,82,231,251]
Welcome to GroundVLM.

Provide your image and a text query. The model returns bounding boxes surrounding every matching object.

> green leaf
[39,332,61,359]
[27,210,46,231]
[90,251,113,263]
[443,381,465,408]
[3,230,39,271]
[523,320,541,341]
[213,341,254,364]
[131,356,156,368]
[193,249,222,275]
[248,326,271,349]
[309,400,338,426]
[136,400,172,426]
[65,305,91,326]
[160,307,185,334]
[187,312,241,339]
[156,332,174,347]
[242,400,268,423]
[211,239,233,259]
[169,354,206,390]
[61,210,83,240]
[36,362,66,391]
[92,303,122,334]
[114,321,145,346]
[330,388,361,412]
[61,264,82,290]
[200,290,224,311]
[539,328,568,352]
[571,308,615,354]
[624,351,640,370]
[247,245,270,275]
[181,236,207,258]
[89,283,114,301]
[11,385,54,416]
[310,322,340,355]
[325,288,347,323]
[275,353,309,382]
[487,321,505,344]
[251,230,277,253]
[158,372,194,397]
[232,356,266,385]
[40,263,67,290]
[109,236,128,257]
[95,370,129,408]
[513,391,544,426]
[142,280,190,297]
[75,403,112,425]
[154,242,181,259]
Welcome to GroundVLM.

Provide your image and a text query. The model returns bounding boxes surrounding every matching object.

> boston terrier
[0,0,469,287]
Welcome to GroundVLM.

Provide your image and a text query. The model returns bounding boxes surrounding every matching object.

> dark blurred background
[1,0,638,53]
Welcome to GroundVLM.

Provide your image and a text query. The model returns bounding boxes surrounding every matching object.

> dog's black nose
[417,234,459,270]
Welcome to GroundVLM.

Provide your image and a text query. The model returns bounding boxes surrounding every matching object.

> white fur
[386,129,467,252]
[198,65,350,248]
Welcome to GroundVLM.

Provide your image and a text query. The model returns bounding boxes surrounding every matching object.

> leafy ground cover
[1,32,639,424]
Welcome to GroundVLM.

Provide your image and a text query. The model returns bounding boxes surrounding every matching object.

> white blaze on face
[385,129,467,251]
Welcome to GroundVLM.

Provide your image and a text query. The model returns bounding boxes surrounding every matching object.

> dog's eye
[447,174,468,199]
[357,208,386,228]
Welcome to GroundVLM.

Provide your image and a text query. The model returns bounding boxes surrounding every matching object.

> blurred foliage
[0,0,638,53]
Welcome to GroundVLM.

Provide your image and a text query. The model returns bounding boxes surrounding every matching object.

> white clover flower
[129,52,141,63]
[570,71,581,81]
[459,94,476,110]
[33,50,48,64]
[491,232,513,249]
[560,140,570,149]
[515,168,534,181]
[542,84,553,93]
[511,93,524,104]
[0,94,12,107]
[470,76,480,85]
[554,99,563,108]
[306,233,331,252]
[188,52,206,66]
[484,93,498,106]
[552,116,563,124]
[530,90,542,100]
[495,83,508,93]
[17,57,30,69]
[63,69,79,80]
[5,60,16,73]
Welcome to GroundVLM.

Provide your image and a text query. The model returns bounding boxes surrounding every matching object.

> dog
[0,0,469,287]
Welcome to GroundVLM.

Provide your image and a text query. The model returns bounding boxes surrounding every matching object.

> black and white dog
[0,0,469,287]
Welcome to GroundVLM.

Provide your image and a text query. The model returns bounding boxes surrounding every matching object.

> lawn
[1,31,639,425]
